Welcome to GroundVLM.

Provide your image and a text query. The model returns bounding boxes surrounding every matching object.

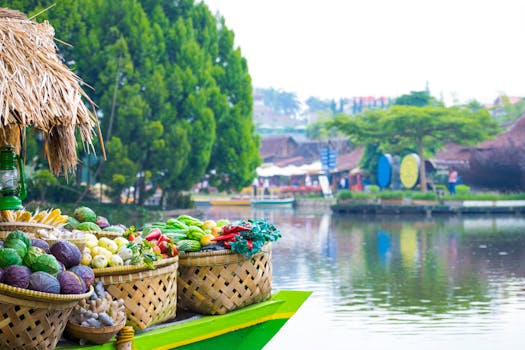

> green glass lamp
[0,145,27,210]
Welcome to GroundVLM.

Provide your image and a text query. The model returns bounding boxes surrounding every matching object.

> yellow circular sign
[399,154,420,189]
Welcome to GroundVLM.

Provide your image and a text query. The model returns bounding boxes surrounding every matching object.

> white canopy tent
[256,161,322,177]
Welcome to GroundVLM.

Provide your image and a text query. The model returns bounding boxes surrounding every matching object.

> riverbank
[331,200,525,215]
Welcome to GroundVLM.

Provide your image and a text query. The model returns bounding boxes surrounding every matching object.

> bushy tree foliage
[328,103,500,192]
[0,0,260,206]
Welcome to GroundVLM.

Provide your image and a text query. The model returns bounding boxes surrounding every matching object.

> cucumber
[176,239,202,252]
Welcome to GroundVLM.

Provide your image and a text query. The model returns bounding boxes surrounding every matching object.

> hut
[0,8,102,176]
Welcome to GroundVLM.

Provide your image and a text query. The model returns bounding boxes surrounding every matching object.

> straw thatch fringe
[0,8,101,175]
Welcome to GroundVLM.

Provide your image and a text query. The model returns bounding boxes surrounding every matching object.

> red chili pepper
[224,241,231,249]
[222,225,251,234]
[168,244,179,257]
[128,234,136,242]
[158,234,170,243]
[145,228,162,241]
[158,240,169,254]
[247,240,253,250]
[211,233,239,241]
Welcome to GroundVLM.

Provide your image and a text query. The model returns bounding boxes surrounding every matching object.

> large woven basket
[0,222,54,239]
[0,283,92,350]
[93,257,178,330]
[177,243,272,315]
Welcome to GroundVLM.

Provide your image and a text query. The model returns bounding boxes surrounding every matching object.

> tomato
[128,234,136,242]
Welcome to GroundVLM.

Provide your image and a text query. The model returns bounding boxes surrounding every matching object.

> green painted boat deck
[57,290,311,350]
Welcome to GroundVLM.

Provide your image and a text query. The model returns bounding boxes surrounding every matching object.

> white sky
[202,0,525,105]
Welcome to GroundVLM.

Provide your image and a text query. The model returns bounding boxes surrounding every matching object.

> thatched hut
[0,8,102,176]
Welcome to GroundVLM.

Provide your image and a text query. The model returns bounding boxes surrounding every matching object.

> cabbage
[4,238,28,259]
[31,238,50,253]
[50,240,81,268]
[23,246,46,268]
[32,254,61,276]
[28,271,60,294]
[0,247,23,268]
[3,265,31,288]
[70,265,95,290]
[57,271,86,294]
[5,230,31,249]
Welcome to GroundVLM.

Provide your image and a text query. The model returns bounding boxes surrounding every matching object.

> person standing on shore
[448,167,458,195]
[252,177,259,197]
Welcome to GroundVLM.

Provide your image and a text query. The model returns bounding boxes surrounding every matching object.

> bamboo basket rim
[0,283,93,303]
[180,242,271,258]
[179,243,271,266]
[66,315,126,335]
[88,230,124,239]
[0,221,54,231]
[92,256,178,276]
[66,315,126,344]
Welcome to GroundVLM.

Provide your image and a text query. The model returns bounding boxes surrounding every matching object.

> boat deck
[57,290,311,350]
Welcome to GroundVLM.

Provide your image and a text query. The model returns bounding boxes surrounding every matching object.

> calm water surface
[197,206,525,350]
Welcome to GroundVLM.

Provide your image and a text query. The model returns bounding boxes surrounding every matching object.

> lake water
[197,206,525,350]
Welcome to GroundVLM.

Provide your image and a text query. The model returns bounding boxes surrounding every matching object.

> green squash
[64,216,80,230]
[76,221,101,231]
[73,206,97,223]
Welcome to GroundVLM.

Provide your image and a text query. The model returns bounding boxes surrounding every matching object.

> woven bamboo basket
[0,222,54,239]
[65,313,126,345]
[0,283,92,350]
[93,257,179,330]
[177,243,272,315]
[90,230,123,239]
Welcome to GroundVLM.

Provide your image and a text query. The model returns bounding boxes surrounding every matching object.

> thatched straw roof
[0,8,102,175]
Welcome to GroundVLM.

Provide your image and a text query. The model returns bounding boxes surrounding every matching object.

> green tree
[257,88,301,116]
[99,137,138,204]
[328,105,500,192]
[32,169,58,202]
[394,90,443,107]
[2,1,260,206]
[305,96,332,113]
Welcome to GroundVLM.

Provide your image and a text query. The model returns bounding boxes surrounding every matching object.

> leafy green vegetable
[228,219,281,257]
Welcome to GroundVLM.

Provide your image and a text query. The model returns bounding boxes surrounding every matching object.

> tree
[2,1,260,206]
[257,88,301,116]
[394,90,443,107]
[32,169,58,202]
[328,105,500,192]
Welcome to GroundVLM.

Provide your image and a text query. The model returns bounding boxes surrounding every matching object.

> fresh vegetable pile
[0,230,94,294]
[66,206,127,234]
[80,226,178,270]
[142,215,281,258]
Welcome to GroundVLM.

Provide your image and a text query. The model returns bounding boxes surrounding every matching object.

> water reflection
[196,207,525,349]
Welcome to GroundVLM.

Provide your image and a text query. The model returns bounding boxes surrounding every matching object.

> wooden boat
[57,290,310,350]
[209,197,251,206]
[251,196,295,207]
